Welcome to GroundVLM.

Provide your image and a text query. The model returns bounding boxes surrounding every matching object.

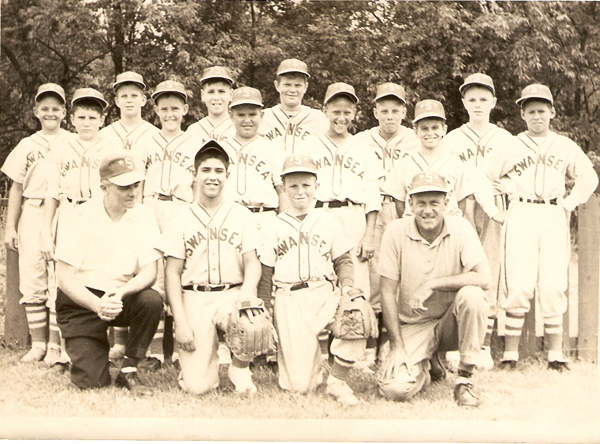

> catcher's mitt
[332,288,379,340]
[226,298,275,362]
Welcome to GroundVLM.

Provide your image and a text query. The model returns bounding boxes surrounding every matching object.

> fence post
[4,247,29,347]
[577,193,600,362]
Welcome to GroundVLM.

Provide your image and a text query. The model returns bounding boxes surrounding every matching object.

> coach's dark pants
[56,287,162,389]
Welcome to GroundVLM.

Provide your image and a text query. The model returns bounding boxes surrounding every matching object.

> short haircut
[375,96,406,106]
[71,98,104,115]
[414,117,445,128]
[115,82,145,94]
[276,72,308,83]
[201,79,232,90]
[324,95,356,109]
[460,84,495,98]
[194,150,229,172]
[282,171,317,184]
[520,98,553,109]
[154,92,186,105]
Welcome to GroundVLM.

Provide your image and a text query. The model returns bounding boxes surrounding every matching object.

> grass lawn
[0,346,598,442]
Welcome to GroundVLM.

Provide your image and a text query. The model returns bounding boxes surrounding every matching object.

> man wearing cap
[161,140,263,395]
[186,66,236,144]
[2,83,71,364]
[488,84,598,371]
[384,99,473,220]
[377,172,490,407]
[295,82,380,306]
[259,58,329,153]
[220,86,281,222]
[99,71,158,160]
[41,88,118,264]
[257,153,367,405]
[55,151,162,394]
[442,73,514,370]
[354,82,420,368]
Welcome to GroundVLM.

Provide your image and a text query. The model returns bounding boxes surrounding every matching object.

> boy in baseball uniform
[2,83,71,364]
[258,154,367,405]
[186,66,236,144]
[259,58,329,153]
[384,99,473,220]
[494,84,598,370]
[442,73,513,369]
[99,71,158,159]
[378,172,490,407]
[161,140,263,395]
[41,88,115,264]
[354,82,419,366]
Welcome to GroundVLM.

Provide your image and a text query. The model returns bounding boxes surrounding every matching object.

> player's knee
[456,286,487,314]
[180,375,218,396]
[137,289,163,316]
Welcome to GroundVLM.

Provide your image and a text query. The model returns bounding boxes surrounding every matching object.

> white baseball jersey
[354,126,420,192]
[443,123,514,217]
[1,129,71,199]
[186,116,236,145]
[259,105,329,153]
[45,136,119,201]
[99,120,159,164]
[493,132,598,211]
[220,136,281,208]
[259,209,354,284]
[159,200,257,286]
[297,133,381,213]
[139,131,197,202]
[384,149,473,216]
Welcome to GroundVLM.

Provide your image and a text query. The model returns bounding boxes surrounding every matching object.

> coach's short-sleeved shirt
[55,199,161,293]
[159,200,257,286]
[1,129,71,199]
[379,215,487,324]
[259,208,354,284]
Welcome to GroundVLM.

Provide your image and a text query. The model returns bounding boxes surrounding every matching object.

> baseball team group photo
[1,1,599,441]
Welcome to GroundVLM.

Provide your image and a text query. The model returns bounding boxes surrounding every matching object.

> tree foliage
[2,0,599,175]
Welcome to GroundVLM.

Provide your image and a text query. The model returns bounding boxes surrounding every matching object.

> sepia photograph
[0,0,599,442]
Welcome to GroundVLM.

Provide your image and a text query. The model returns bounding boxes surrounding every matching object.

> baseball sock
[330,355,353,381]
[503,312,525,360]
[147,315,165,362]
[48,309,61,348]
[112,327,128,356]
[545,318,564,361]
[24,303,49,347]
[483,317,495,348]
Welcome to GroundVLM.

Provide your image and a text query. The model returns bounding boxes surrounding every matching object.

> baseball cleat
[20,345,47,363]
[429,352,447,382]
[453,381,481,407]
[499,359,517,370]
[115,371,154,396]
[326,376,359,406]
[43,346,62,367]
[228,365,257,394]
[548,360,570,372]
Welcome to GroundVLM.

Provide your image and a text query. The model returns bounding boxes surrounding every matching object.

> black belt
[157,194,173,201]
[518,197,557,205]
[67,197,87,205]
[315,200,353,208]
[248,206,277,213]
[290,282,309,291]
[183,283,242,292]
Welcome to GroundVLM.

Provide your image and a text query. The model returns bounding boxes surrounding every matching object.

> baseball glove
[376,359,431,402]
[332,288,379,340]
[226,298,275,362]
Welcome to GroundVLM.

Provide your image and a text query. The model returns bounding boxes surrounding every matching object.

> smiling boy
[2,83,72,364]
[260,58,329,153]
[186,66,236,144]
[491,84,598,371]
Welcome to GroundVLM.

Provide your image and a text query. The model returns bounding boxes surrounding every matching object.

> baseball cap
[200,66,235,86]
[375,83,406,104]
[516,83,553,107]
[151,80,188,103]
[71,88,108,110]
[407,172,448,195]
[194,139,230,164]
[99,151,144,186]
[277,58,310,77]
[459,73,495,95]
[113,71,146,91]
[229,86,264,108]
[280,154,318,177]
[323,82,359,105]
[413,99,446,123]
[35,83,66,104]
